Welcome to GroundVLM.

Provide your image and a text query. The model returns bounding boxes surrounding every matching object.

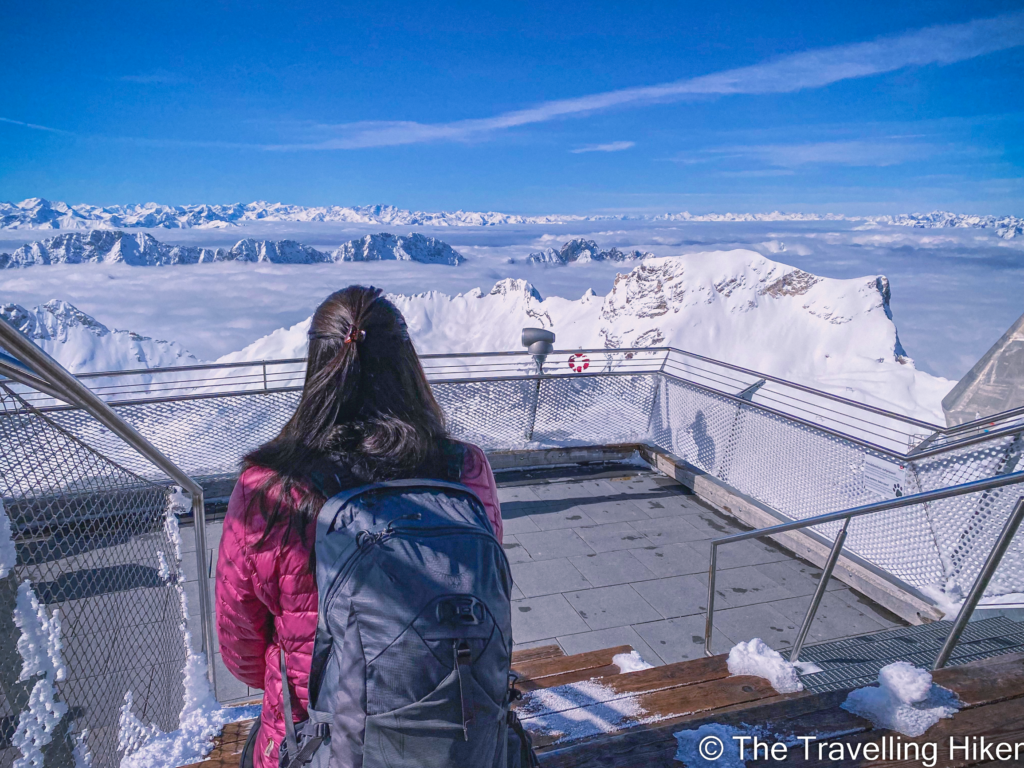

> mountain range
[1,198,1020,238]
[0,300,198,372]
[521,239,654,265]
[0,231,464,267]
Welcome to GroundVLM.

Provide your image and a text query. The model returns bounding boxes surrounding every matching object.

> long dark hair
[242,286,454,564]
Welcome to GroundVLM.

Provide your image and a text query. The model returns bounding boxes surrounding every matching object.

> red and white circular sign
[568,354,590,373]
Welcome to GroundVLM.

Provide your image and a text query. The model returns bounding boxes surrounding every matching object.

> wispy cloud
[2,12,1022,153]
[0,116,75,135]
[694,140,938,167]
[570,141,635,154]
[264,10,1024,150]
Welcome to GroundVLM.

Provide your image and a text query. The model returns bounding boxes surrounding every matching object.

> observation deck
[1,331,1023,767]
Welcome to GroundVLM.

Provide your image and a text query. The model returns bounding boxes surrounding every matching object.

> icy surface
[0,499,16,579]
[517,679,649,743]
[612,650,655,674]
[841,662,960,737]
[727,638,803,694]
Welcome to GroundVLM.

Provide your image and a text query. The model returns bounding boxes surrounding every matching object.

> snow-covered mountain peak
[1,301,198,373]
[523,238,653,265]
[488,278,543,302]
[1,231,466,267]
[1,199,1020,238]
[333,233,464,265]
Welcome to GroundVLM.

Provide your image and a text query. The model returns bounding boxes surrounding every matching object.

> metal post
[933,495,1024,670]
[790,516,851,663]
[0,318,218,688]
[704,542,719,657]
[523,357,544,441]
[262,361,268,391]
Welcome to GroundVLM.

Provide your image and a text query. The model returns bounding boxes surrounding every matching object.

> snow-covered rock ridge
[0,231,464,267]
[3,251,951,420]
[0,198,578,230]
[1,198,1020,238]
[0,300,198,372]
[521,238,652,265]
[221,250,952,422]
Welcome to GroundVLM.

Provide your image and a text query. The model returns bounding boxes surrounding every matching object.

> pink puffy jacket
[215,444,502,768]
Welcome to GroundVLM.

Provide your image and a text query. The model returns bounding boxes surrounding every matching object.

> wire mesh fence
[2,346,1023,768]
[0,384,187,768]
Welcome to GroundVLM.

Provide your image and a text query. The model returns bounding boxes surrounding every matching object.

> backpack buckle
[436,596,483,625]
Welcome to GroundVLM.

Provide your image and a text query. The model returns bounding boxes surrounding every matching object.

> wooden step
[514,645,635,690]
[538,651,1024,766]
[525,670,793,750]
[513,644,565,664]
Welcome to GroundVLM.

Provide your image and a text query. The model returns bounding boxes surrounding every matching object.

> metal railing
[703,470,1024,669]
[0,320,216,680]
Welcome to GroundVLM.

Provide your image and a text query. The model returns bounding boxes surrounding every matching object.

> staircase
[191,626,1024,767]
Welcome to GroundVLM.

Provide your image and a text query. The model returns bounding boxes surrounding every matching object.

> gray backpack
[279,478,534,768]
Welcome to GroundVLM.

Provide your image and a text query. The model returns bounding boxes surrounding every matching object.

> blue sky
[2,1,1022,215]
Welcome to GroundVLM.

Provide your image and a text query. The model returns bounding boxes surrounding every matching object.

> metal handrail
[0,318,218,689]
[703,470,1024,669]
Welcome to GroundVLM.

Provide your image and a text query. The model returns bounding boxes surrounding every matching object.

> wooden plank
[184,719,255,768]
[931,652,1024,706]
[538,651,1024,766]
[527,675,785,750]
[783,696,1024,767]
[513,645,565,664]
[513,645,634,684]
[539,690,853,767]
[523,655,730,694]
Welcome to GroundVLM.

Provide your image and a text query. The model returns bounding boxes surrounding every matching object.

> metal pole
[262,361,268,391]
[0,318,218,688]
[790,516,851,663]
[933,495,1024,670]
[704,542,719,657]
[523,356,545,441]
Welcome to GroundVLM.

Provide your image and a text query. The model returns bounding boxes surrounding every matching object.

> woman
[216,286,503,768]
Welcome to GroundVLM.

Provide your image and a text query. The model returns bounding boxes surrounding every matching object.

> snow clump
[841,662,960,737]
[612,650,655,674]
[12,581,69,768]
[727,638,804,694]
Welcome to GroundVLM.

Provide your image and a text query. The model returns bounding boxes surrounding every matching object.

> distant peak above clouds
[0,230,465,268]
[1,199,1020,238]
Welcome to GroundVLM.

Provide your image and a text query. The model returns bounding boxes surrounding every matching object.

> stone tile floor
[500,464,905,666]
